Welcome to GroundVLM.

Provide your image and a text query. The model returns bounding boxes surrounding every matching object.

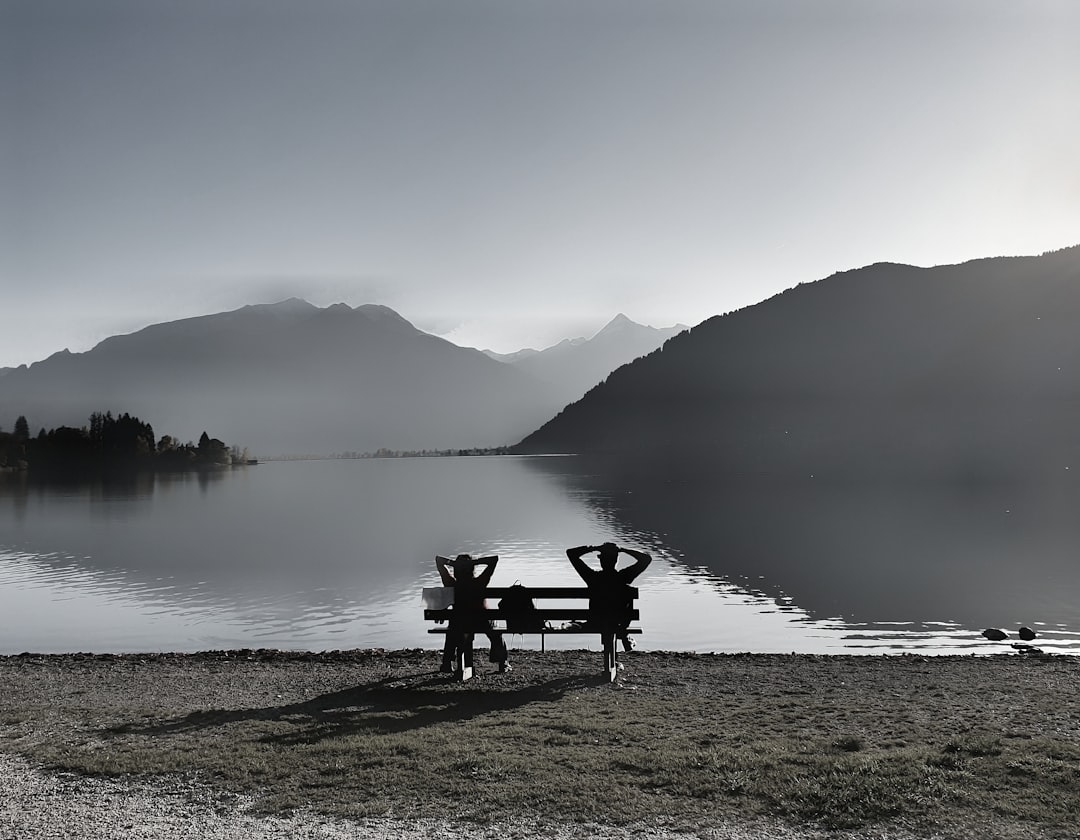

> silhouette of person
[566,542,651,651]
[435,554,509,673]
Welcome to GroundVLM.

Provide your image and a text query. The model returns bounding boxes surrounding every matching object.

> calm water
[2,456,1079,655]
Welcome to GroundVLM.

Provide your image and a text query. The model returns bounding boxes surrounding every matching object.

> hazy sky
[3,0,1078,367]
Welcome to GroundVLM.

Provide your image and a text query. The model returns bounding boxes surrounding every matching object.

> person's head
[454,553,476,579]
[597,542,618,571]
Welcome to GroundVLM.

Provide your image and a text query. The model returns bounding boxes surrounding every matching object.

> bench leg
[602,631,617,682]
[456,633,474,682]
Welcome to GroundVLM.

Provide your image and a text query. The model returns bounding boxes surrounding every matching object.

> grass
[3,650,1080,836]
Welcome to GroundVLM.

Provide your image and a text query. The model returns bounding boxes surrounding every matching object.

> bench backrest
[423,585,639,623]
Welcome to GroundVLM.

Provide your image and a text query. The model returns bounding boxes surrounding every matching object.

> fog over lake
[2,457,1078,656]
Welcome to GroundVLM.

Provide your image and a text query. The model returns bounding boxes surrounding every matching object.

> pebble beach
[3,649,1078,839]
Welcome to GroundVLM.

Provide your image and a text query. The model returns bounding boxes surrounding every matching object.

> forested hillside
[516,246,1080,480]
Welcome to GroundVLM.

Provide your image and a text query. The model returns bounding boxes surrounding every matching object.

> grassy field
[2,649,1080,837]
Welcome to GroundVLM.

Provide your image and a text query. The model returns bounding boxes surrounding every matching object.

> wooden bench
[423,585,640,683]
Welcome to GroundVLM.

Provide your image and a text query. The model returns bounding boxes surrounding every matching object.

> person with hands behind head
[435,553,508,673]
[566,542,651,652]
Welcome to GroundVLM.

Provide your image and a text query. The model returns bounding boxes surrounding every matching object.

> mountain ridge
[0,300,689,458]
[0,301,558,456]
[515,244,1080,480]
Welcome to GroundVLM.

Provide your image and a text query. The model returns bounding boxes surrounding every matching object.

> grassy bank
[2,649,1079,837]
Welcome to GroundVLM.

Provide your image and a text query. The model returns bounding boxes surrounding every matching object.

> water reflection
[523,456,1080,650]
[3,457,1080,655]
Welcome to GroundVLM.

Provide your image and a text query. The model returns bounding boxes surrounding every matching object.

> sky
[2,0,1079,368]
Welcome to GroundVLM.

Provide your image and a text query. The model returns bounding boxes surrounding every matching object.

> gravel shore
[2,749,871,840]
[3,748,938,840]
[3,649,1078,839]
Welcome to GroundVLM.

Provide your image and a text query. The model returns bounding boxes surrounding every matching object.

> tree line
[334,446,514,460]
[0,411,250,476]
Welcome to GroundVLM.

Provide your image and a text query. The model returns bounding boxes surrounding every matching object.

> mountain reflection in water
[521,456,1080,652]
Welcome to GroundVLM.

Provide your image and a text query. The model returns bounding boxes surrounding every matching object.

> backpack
[498,583,544,633]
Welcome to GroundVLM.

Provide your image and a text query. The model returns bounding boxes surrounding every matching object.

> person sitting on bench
[566,542,651,652]
[435,554,509,673]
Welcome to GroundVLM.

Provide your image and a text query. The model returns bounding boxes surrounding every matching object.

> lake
[2,456,1079,655]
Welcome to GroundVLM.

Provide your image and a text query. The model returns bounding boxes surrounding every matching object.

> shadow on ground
[107,668,603,746]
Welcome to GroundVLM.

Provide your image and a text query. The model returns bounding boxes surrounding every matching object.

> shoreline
[0,645,1069,663]
[3,649,1079,839]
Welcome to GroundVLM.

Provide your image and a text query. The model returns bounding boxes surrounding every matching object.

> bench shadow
[106,669,605,747]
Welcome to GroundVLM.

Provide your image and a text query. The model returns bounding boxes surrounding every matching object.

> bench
[423,586,640,683]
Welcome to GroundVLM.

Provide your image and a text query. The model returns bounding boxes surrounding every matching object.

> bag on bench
[498,583,544,633]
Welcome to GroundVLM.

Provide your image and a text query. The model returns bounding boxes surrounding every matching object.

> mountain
[483,314,688,409]
[515,246,1080,481]
[0,300,560,457]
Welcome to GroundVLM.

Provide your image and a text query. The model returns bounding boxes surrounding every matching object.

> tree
[13,415,29,439]
[197,431,229,465]
[89,411,105,444]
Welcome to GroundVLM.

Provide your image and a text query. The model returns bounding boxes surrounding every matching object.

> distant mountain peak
[595,313,636,335]
[592,312,682,341]
[480,313,688,409]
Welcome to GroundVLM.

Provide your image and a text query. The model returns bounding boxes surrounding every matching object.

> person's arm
[566,545,597,582]
[435,555,455,586]
[475,555,498,587]
[619,546,652,581]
